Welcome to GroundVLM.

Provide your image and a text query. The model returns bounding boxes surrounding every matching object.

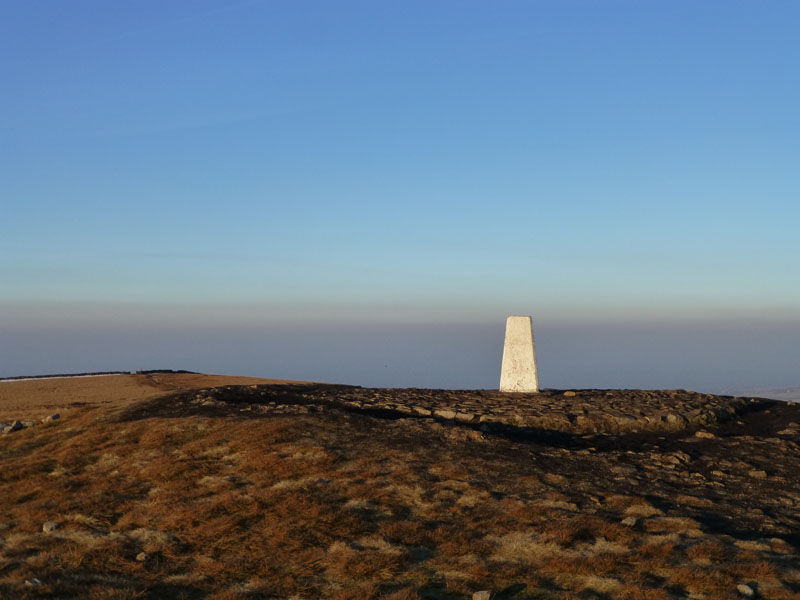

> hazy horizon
[3,301,798,395]
[2,2,798,389]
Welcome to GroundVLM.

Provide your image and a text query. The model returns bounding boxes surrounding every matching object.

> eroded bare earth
[0,380,798,599]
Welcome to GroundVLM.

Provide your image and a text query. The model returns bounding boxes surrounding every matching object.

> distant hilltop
[0,369,199,382]
[727,387,800,402]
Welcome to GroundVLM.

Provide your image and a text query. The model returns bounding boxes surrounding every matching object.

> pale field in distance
[0,372,308,421]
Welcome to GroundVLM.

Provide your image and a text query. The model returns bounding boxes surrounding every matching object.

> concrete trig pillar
[499,315,539,392]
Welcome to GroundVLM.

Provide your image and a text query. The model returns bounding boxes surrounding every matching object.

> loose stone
[2,420,24,434]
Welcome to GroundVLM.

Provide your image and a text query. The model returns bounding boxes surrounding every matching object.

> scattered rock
[748,470,768,480]
[42,521,59,533]
[161,383,755,436]
[472,592,491,600]
[621,516,638,527]
[695,430,715,439]
[135,552,149,562]
[434,409,457,420]
[736,583,755,597]
[768,538,794,554]
[42,413,60,423]
[2,420,24,434]
[25,578,43,587]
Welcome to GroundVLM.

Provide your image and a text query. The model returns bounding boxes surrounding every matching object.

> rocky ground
[174,385,752,434]
[1,382,799,599]
[139,384,800,540]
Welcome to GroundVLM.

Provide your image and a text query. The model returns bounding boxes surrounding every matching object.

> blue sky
[2,1,799,388]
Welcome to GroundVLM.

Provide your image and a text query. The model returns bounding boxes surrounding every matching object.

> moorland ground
[0,373,307,421]
[1,375,799,599]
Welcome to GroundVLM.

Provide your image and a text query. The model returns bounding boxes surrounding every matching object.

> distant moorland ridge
[0,369,199,382]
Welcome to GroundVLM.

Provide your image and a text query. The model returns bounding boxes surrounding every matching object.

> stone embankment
[185,385,754,435]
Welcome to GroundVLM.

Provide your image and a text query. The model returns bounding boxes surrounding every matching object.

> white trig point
[499,315,539,393]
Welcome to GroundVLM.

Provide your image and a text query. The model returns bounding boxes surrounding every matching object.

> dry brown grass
[1,381,798,599]
[0,372,308,420]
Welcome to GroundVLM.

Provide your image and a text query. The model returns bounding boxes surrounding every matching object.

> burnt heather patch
[0,384,798,599]
[125,384,750,434]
